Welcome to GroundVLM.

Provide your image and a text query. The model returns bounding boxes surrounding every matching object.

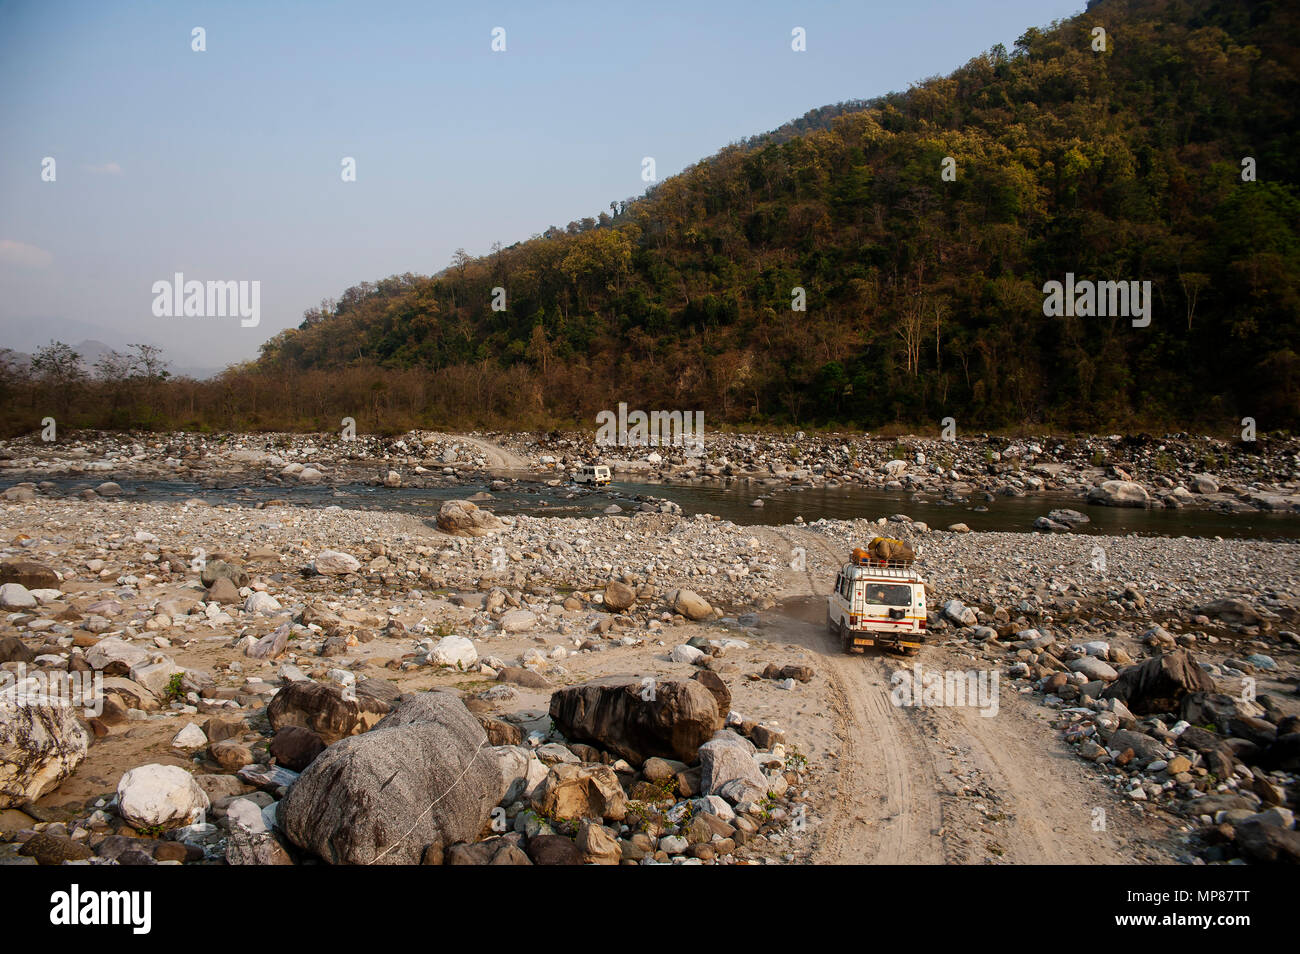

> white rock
[171,723,207,749]
[659,835,689,854]
[116,763,210,829]
[244,592,283,615]
[499,609,537,633]
[942,599,977,627]
[226,796,269,833]
[669,644,705,664]
[313,550,361,576]
[130,659,184,697]
[427,634,478,669]
[0,584,36,609]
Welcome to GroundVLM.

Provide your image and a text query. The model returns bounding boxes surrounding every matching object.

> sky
[0,0,1086,375]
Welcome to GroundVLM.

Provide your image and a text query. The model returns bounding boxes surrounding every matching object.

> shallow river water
[32,476,1300,540]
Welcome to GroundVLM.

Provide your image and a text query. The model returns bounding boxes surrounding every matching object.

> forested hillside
[8,0,1296,437]
[251,0,1298,432]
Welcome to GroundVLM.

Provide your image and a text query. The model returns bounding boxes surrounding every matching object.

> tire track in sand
[763,527,946,864]
[760,525,1170,864]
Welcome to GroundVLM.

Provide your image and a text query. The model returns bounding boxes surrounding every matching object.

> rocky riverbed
[490,428,1300,515]
[2,429,1298,520]
[0,464,1296,865]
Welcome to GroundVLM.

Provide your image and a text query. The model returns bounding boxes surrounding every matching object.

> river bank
[3,428,1300,539]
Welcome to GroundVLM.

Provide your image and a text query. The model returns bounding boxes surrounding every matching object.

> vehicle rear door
[859,579,913,630]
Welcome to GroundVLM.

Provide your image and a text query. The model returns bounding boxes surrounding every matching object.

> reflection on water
[26,476,1300,540]
[630,480,1300,540]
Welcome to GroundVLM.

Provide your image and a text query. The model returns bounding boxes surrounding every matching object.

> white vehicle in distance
[827,541,928,655]
[575,464,612,486]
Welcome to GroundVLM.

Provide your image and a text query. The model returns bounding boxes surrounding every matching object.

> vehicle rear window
[860,583,912,607]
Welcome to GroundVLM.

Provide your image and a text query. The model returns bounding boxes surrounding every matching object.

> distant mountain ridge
[2,339,220,380]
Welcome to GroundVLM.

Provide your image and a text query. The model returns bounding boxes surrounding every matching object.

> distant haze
[0,0,1084,376]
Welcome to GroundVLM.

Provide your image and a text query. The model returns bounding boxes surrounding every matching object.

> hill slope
[255,0,1300,432]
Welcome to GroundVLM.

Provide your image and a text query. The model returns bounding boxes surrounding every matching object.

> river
[32,476,1300,540]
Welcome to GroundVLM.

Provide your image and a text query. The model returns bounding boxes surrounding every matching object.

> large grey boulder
[699,731,768,804]
[1107,729,1170,764]
[1047,508,1090,527]
[279,692,500,865]
[548,675,723,765]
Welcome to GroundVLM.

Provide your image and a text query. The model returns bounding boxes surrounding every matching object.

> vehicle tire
[838,620,851,654]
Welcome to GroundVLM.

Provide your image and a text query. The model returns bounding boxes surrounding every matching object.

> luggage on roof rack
[851,537,916,566]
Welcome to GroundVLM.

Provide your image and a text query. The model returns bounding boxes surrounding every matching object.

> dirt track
[759,526,1179,865]
[421,432,533,473]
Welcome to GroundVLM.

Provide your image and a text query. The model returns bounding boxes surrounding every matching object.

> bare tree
[31,341,85,415]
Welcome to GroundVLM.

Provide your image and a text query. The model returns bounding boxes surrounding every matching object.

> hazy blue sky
[0,0,1085,374]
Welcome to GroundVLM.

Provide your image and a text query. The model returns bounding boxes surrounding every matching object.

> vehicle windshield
[861,583,913,607]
